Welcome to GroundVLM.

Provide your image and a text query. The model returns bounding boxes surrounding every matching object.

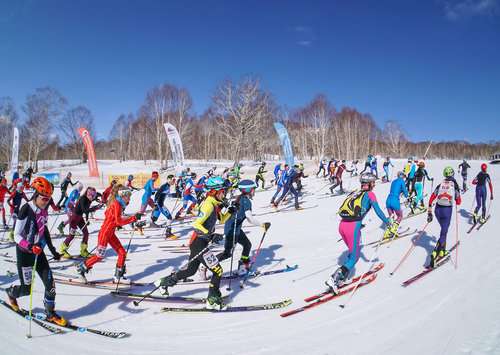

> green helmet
[443,166,454,177]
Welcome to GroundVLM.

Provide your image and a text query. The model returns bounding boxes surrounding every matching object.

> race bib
[202,250,219,269]
[22,266,33,285]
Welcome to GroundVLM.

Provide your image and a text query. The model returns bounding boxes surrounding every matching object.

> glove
[228,205,237,214]
[31,244,43,255]
[427,211,433,223]
[210,233,224,244]
[262,222,271,231]
[52,251,61,261]
[219,199,230,209]
[135,221,147,229]
[135,213,143,220]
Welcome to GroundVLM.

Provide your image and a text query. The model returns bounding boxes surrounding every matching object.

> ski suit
[386,177,409,223]
[472,171,493,219]
[140,178,157,213]
[458,162,471,192]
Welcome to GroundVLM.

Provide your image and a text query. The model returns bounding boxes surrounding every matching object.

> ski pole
[133,242,213,307]
[454,208,459,270]
[240,225,270,288]
[114,226,138,292]
[226,209,238,291]
[26,254,38,339]
[389,221,430,276]
[48,214,60,235]
[339,230,383,309]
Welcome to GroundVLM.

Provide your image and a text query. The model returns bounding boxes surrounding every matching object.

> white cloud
[292,25,315,47]
[443,0,499,20]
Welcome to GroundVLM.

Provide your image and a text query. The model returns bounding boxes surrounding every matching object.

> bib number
[202,250,219,269]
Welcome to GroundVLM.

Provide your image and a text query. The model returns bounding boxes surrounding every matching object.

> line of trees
[1,77,498,172]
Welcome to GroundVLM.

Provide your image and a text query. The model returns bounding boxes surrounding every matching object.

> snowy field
[0,159,498,355]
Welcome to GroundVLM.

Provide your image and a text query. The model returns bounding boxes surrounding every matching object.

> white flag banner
[163,123,184,170]
[11,126,19,172]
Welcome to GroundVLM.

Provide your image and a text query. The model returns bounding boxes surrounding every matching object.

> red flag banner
[78,127,100,177]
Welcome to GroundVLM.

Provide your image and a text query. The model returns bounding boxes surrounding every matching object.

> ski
[280,274,377,318]
[303,263,384,302]
[110,290,228,303]
[402,242,460,287]
[33,312,130,338]
[255,205,318,217]
[0,299,66,334]
[403,209,427,220]
[466,222,478,234]
[364,228,414,247]
[177,264,299,285]
[54,277,145,290]
[160,299,292,313]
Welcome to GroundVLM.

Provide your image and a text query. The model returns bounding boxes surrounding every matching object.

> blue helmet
[206,176,225,191]
[238,179,256,194]
[128,174,134,181]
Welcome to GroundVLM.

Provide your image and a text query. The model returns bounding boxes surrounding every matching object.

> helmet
[117,187,132,199]
[443,166,454,177]
[86,187,97,199]
[360,173,377,184]
[397,171,406,178]
[128,175,134,181]
[206,176,225,191]
[67,172,72,177]
[418,160,425,168]
[31,176,53,197]
[481,163,487,172]
[152,171,159,179]
[77,182,84,191]
[238,179,257,193]
[191,172,197,178]
[408,157,412,162]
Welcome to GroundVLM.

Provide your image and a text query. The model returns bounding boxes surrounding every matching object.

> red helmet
[31,176,53,197]
[481,163,487,172]
[152,171,159,178]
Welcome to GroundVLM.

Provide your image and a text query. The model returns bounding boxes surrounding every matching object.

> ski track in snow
[0,159,499,355]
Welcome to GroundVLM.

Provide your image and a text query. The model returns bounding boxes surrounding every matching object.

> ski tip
[132,301,139,307]
[339,304,346,309]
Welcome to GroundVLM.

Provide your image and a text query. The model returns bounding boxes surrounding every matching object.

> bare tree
[110,113,133,161]
[59,105,95,161]
[23,87,67,170]
[383,120,407,157]
[0,97,19,168]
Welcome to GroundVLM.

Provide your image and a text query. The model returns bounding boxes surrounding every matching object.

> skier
[154,176,230,310]
[126,175,140,191]
[102,179,117,204]
[217,180,271,275]
[273,164,300,210]
[6,183,28,241]
[405,159,417,193]
[382,157,394,182]
[316,159,327,177]
[293,163,308,193]
[385,171,409,236]
[350,160,359,177]
[76,185,142,283]
[59,187,102,258]
[426,167,461,267]
[325,173,394,293]
[151,175,177,239]
[56,172,78,208]
[5,177,67,326]
[370,156,378,178]
[174,172,199,219]
[0,178,9,229]
[140,171,159,213]
[360,155,372,175]
[57,182,84,235]
[270,164,287,205]
[255,162,267,189]
[410,160,433,214]
[206,166,217,177]
[458,159,471,193]
[271,163,281,185]
[471,163,493,224]
[329,160,352,195]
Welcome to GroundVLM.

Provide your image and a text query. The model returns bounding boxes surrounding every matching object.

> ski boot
[237,258,251,276]
[325,266,349,294]
[472,212,478,224]
[7,229,14,242]
[44,301,67,327]
[59,242,72,259]
[57,221,65,235]
[79,243,90,258]
[150,219,162,228]
[479,215,486,224]
[164,226,178,240]
[154,273,178,295]
[3,223,8,230]
[206,288,226,310]
[75,262,89,283]
[114,265,129,284]
[5,286,19,312]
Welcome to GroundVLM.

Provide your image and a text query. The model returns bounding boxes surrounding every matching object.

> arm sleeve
[428,185,440,206]
[112,203,136,226]
[192,202,213,234]
[487,175,493,195]
[367,192,389,224]
[244,210,262,226]
[14,205,30,248]
[402,180,409,198]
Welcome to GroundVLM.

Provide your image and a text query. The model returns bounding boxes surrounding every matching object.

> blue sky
[0,0,499,142]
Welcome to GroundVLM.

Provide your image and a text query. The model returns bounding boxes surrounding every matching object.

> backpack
[436,180,455,207]
[338,190,367,221]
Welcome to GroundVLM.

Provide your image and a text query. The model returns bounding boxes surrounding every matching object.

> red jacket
[98,200,136,239]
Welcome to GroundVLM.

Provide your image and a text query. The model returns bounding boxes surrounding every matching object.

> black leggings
[56,189,68,208]
[255,175,265,189]
[175,237,222,296]
[217,229,252,261]
[11,246,56,308]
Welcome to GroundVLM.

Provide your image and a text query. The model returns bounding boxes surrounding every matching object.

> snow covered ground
[0,159,498,355]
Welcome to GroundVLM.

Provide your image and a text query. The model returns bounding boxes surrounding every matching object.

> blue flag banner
[273,122,294,167]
